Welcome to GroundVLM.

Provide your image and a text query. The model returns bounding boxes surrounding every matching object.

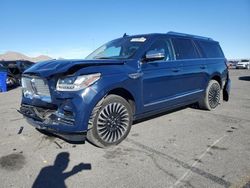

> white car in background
[236,59,250,69]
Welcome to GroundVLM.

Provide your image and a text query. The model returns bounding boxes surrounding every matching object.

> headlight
[56,73,101,91]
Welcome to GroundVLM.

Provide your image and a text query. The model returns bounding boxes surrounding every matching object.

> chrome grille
[33,78,50,96]
[21,76,51,102]
[21,77,33,94]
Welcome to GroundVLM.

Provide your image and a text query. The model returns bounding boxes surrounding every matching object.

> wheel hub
[97,102,129,143]
[208,83,220,109]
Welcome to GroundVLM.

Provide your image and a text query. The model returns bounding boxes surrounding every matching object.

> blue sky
[0,0,249,59]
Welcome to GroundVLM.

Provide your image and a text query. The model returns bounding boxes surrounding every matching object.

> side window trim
[164,37,175,61]
[192,40,203,58]
[170,38,177,60]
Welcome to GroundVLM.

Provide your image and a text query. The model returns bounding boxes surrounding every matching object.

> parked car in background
[227,60,238,69]
[20,32,231,147]
[236,59,250,69]
[0,64,8,92]
[0,60,35,87]
[0,63,7,72]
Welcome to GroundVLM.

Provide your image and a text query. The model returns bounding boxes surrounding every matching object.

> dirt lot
[0,69,250,188]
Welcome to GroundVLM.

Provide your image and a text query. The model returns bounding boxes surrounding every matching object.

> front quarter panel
[57,70,141,132]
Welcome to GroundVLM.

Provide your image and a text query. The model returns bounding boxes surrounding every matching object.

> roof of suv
[123,32,216,43]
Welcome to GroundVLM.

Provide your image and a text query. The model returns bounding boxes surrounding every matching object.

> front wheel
[199,80,221,111]
[87,95,133,148]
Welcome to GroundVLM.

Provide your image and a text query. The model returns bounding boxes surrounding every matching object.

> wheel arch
[107,87,136,115]
[209,74,229,101]
[210,74,222,87]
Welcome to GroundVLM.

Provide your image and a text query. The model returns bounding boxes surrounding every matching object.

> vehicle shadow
[133,106,188,125]
[239,76,250,81]
[7,85,20,91]
[32,152,91,188]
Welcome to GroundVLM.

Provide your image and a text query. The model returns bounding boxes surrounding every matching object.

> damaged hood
[24,59,125,77]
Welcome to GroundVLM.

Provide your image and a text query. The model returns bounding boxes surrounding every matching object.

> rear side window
[171,38,199,60]
[196,41,224,58]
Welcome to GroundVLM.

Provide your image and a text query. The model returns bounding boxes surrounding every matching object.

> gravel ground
[0,69,250,188]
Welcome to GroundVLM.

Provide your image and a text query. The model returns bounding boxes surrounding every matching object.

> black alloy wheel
[199,80,221,111]
[87,95,133,148]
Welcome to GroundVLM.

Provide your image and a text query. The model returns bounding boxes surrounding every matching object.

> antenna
[123,33,128,37]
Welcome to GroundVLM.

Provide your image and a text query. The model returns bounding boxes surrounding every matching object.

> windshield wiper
[95,57,112,59]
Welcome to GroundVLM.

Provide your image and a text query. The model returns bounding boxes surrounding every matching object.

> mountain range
[0,51,53,62]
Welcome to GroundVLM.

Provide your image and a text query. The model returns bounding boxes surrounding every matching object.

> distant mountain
[0,51,52,62]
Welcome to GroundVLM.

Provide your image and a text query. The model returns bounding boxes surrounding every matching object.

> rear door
[170,37,206,101]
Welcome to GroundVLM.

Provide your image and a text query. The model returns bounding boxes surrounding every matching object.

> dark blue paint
[20,33,230,139]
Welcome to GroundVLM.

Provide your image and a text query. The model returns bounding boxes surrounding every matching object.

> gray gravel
[0,69,250,188]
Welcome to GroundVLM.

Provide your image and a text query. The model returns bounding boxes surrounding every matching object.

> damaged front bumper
[19,104,86,142]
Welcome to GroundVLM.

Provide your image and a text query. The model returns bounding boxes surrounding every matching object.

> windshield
[85,37,146,60]
[241,59,249,62]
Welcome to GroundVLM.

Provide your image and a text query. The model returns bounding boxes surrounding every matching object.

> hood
[24,59,125,77]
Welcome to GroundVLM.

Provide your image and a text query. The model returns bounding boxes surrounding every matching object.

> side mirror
[145,49,165,61]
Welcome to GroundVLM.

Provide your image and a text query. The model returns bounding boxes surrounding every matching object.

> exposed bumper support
[20,104,74,126]
[19,104,86,143]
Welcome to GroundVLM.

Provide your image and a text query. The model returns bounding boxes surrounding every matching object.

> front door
[141,37,184,112]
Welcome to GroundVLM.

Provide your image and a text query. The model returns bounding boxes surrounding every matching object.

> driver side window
[146,39,172,62]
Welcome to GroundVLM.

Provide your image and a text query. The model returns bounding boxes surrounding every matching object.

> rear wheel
[87,95,133,148]
[199,80,221,111]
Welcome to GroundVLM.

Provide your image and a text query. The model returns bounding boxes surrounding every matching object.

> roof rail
[167,31,213,41]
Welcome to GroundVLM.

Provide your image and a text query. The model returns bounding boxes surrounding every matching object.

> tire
[87,95,133,148]
[6,76,18,87]
[199,80,221,111]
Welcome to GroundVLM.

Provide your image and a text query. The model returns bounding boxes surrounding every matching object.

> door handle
[172,68,181,72]
[200,65,207,69]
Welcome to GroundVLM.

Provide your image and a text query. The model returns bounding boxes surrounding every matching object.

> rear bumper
[223,78,231,101]
[19,104,86,143]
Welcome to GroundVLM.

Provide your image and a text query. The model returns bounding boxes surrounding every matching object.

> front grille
[33,78,50,96]
[21,76,51,102]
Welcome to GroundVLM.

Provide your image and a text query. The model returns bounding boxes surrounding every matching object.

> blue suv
[20,32,231,147]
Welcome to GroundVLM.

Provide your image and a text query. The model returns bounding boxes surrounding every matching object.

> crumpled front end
[19,74,94,142]
[19,58,134,143]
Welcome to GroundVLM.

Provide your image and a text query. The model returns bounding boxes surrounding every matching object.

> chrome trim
[128,72,143,79]
[22,76,52,103]
[144,89,204,107]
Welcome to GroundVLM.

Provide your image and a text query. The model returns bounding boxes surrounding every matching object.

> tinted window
[146,38,172,61]
[196,41,224,58]
[241,59,249,62]
[171,38,199,60]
